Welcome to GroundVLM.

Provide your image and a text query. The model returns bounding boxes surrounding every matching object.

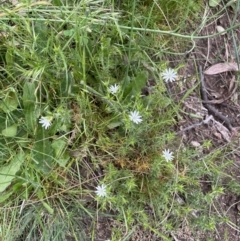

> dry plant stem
[199,66,233,131]
[176,115,213,135]
[204,37,210,69]
[176,120,203,135]
[171,233,180,241]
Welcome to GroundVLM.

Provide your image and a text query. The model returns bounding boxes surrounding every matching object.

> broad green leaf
[51,139,69,167]
[22,82,36,105]
[226,0,236,7]
[107,121,122,129]
[32,127,54,173]
[51,0,62,6]
[123,71,148,100]
[0,90,18,113]
[51,139,66,158]
[52,151,69,168]
[209,0,221,7]
[24,105,37,133]
[63,29,74,37]
[132,71,148,94]
[34,21,48,52]
[2,124,17,137]
[0,152,24,193]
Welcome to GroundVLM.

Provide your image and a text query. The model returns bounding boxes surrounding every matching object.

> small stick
[199,66,233,131]
[176,115,213,135]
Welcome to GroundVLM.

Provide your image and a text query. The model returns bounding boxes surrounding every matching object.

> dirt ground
[172,8,240,241]
[93,5,240,241]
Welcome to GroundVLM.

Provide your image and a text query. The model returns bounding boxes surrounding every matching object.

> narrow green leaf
[22,82,37,132]
[5,47,14,66]
[42,201,54,215]
[0,190,13,203]
[60,71,73,97]
[24,105,37,133]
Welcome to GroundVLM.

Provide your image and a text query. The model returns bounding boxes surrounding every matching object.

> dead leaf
[204,62,238,75]
[213,119,231,142]
[0,32,8,38]
[10,0,20,5]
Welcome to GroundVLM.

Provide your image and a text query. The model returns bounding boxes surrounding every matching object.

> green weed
[0,0,239,240]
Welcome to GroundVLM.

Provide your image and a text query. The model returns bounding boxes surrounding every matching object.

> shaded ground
[171,7,240,241]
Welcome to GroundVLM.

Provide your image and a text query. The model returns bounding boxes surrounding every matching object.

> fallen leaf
[204,62,238,75]
[213,119,231,142]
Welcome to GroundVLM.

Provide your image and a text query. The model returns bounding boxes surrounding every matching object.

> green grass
[0,0,239,240]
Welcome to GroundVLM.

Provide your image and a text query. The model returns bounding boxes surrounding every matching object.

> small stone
[190,141,201,147]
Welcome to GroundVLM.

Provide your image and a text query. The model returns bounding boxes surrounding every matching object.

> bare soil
[170,6,240,241]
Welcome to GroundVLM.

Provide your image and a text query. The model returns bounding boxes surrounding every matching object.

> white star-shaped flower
[129,110,143,124]
[95,184,107,197]
[162,149,174,162]
[109,84,119,94]
[39,116,52,129]
[161,68,178,83]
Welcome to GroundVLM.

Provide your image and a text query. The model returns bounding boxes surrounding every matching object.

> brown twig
[199,65,233,131]
[176,115,213,135]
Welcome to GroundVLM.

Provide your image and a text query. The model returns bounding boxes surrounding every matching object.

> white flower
[129,110,143,124]
[162,149,174,162]
[109,84,119,94]
[39,116,52,129]
[95,184,107,197]
[161,68,178,83]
